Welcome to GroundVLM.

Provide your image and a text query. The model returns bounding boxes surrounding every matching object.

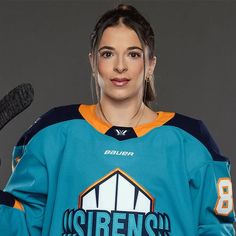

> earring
[146,75,152,83]
[92,72,95,77]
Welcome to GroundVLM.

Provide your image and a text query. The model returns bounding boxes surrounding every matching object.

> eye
[129,52,142,58]
[100,51,113,58]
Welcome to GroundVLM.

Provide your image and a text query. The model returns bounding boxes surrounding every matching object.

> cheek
[130,61,145,77]
[97,61,109,87]
[97,60,113,78]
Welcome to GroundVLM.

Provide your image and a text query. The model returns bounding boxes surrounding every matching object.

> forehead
[99,24,142,48]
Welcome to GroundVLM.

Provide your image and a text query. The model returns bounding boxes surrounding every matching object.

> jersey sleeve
[0,135,48,236]
[0,109,53,235]
[0,105,75,235]
[187,120,236,235]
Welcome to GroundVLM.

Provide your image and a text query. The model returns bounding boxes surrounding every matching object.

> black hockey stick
[0,83,34,166]
[0,83,34,131]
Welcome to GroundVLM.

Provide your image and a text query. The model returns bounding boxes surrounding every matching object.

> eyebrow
[98,46,143,52]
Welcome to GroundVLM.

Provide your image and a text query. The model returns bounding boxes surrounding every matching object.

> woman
[0,4,235,235]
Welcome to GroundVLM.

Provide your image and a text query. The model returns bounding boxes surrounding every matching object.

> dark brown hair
[89,4,156,107]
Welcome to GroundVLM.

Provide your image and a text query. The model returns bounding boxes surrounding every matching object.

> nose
[113,55,128,73]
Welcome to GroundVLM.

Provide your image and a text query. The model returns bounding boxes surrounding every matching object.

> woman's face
[89,24,156,103]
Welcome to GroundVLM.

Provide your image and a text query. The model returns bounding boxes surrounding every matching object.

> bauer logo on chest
[104,149,134,157]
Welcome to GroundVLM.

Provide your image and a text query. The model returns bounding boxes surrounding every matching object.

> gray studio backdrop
[0,0,236,210]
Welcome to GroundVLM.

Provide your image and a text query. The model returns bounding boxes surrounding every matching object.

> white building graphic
[78,168,154,213]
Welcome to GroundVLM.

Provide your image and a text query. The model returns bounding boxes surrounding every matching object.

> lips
[111,78,130,87]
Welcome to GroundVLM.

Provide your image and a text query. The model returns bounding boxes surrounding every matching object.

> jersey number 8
[214,178,234,216]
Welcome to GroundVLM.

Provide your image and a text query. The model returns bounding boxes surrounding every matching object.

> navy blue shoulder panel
[16,104,83,146]
[0,190,15,207]
[164,113,229,162]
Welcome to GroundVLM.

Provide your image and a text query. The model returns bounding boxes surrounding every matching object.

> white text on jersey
[104,150,134,157]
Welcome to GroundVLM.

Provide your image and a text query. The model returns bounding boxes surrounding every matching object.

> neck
[96,98,145,127]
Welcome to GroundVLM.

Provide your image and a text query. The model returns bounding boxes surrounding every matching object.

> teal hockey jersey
[0,104,235,235]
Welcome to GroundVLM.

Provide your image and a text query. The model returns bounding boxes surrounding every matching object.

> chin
[104,92,129,102]
[106,91,141,103]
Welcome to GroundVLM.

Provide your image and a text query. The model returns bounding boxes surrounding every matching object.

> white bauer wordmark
[104,150,134,157]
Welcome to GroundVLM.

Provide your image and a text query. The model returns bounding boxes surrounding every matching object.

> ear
[88,53,94,71]
[148,56,157,76]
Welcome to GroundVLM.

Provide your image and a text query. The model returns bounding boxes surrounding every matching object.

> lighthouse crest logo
[62,168,171,235]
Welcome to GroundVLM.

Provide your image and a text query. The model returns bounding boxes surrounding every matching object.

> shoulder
[163,112,228,162]
[16,104,84,146]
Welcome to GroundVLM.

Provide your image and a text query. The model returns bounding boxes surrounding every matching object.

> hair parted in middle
[89,3,156,108]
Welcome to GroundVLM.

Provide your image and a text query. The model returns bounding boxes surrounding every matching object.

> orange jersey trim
[79,104,175,137]
[13,199,24,211]
[134,111,175,137]
[79,104,112,134]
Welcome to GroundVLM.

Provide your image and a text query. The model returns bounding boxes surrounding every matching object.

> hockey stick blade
[0,83,34,131]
